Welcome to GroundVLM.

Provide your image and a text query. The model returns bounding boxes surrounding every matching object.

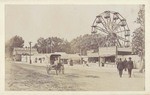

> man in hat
[117,58,124,78]
[123,58,127,71]
[127,57,134,78]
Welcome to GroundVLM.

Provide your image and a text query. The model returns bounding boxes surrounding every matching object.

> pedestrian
[123,58,127,71]
[117,58,124,78]
[127,57,134,78]
[70,59,73,66]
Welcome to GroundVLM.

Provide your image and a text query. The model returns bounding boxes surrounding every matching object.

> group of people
[116,57,134,78]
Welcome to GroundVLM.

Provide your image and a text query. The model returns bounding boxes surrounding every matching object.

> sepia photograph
[5,4,145,91]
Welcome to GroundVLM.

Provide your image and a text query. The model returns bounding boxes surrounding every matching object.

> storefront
[99,46,132,63]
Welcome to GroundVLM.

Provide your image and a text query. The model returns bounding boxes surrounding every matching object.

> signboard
[118,47,132,52]
[99,46,117,57]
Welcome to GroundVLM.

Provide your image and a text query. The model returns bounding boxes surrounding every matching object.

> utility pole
[97,36,101,67]
[25,46,28,62]
[50,39,53,53]
[29,41,32,64]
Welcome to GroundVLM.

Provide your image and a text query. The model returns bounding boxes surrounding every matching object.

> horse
[46,62,64,75]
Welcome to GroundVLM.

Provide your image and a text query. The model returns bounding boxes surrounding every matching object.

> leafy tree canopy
[5,35,24,57]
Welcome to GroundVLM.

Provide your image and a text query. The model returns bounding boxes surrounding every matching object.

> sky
[5,5,140,47]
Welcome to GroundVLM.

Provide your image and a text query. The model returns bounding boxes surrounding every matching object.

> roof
[54,52,68,59]
[100,54,115,57]
[81,56,88,58]
[52,52,81,60]
[34,53,60,56]
[13,48,38,55]
[87,53,99,57]
[67,54,81,60]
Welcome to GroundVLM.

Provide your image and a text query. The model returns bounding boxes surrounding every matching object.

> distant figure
[35,58,37,63]
[83,60,89,66]
[81,58,84,64]
[127,57,134,78]
[39,58,42,63]
[70,59,73,66]
[123,58,127,71]
[117,58,124,78]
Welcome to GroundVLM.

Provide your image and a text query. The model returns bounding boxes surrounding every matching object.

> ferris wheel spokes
[91,11,130,47]
[95,26,109,34]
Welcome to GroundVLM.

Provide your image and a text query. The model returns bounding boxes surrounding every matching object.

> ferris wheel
[91,11,130,47]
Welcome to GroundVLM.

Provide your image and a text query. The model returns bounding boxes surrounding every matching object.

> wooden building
[99,46,132,63]
[13,47,38,61]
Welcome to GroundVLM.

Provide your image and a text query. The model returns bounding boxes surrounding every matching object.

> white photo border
[0,0,150,95]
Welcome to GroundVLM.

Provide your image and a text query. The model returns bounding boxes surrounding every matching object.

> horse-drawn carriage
[46,54,64,75]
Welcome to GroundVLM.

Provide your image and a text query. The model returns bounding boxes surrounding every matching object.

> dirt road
[5,61,145,91]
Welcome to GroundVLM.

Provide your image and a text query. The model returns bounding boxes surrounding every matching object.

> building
[87,46,134,65]
[13,47,38,61]
[54,52,81,64]
[87,50,99,63]
[99,46,132,63]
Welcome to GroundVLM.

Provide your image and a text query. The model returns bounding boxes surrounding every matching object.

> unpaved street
[5,61,145,91]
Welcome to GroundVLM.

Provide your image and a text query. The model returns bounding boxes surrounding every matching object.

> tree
[59,40,72,53]
[33,37,72,53]
[132,27,144,55]
[70,33,104,55]
[5,35,24,57]
[33,37,47,53]
[132,5,145,72]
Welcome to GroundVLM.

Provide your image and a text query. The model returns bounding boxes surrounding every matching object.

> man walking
[117,58,124,78]
[123,58,127,71]
[127,57,134,78]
